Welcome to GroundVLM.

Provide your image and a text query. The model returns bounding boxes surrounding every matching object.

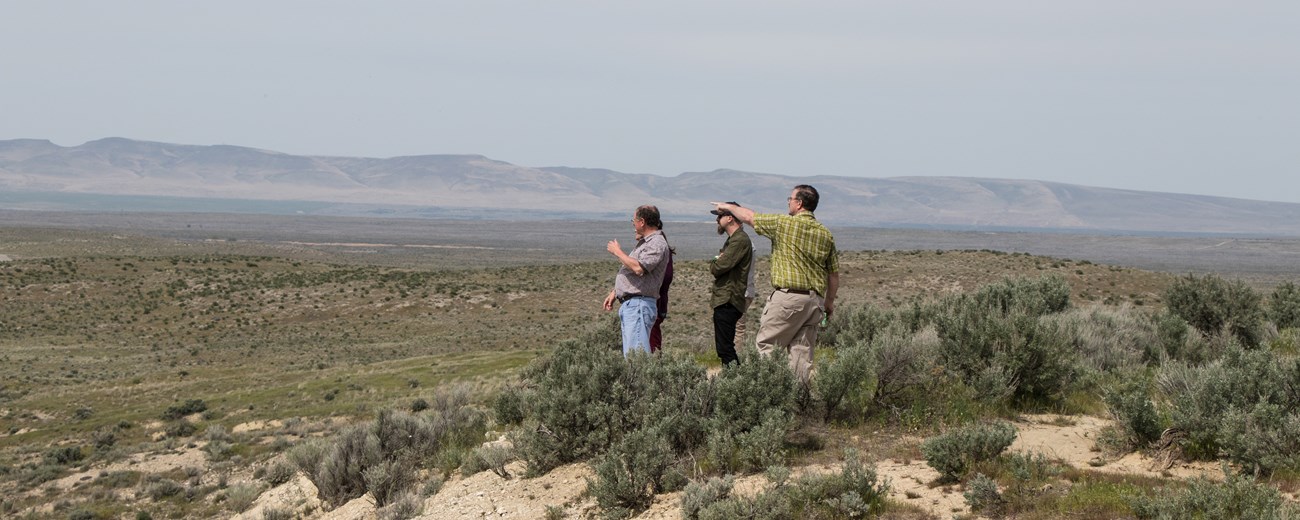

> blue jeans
[618,296,658,356]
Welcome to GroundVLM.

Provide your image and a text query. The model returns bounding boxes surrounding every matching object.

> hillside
[4,226,1300,519]
[4,138,1300,235]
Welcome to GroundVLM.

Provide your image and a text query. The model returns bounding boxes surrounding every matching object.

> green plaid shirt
[753,210,838,296]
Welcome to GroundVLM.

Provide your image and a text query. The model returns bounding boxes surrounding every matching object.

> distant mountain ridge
[3,137,1299,235]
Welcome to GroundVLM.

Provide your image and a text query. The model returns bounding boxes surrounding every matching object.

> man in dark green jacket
[709,202,753,366]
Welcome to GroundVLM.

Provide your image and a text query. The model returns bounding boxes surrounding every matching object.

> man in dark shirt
[709,202,753,366]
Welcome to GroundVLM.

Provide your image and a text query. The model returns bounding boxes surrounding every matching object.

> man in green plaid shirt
[712,185,839,385]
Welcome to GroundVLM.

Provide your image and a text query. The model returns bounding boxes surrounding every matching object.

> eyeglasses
[787,197,796,202]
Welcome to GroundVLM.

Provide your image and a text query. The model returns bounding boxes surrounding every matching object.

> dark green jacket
[709,228,753,311]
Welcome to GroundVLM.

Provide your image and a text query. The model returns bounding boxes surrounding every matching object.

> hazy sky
[4,1,1299,203]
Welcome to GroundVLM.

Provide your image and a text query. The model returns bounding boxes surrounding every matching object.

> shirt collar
[638,229,663,244]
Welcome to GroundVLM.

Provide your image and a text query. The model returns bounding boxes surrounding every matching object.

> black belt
[617,294,648,303]
[775,287,813,295]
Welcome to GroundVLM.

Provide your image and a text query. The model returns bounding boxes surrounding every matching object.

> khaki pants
[733,297,753,348]
[756,290,823,386]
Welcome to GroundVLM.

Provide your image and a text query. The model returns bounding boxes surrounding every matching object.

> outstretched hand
[606,239,621,256]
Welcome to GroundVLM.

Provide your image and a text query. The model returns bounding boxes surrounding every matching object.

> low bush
[785,449,888,518]
[587,426,675,519]
[963,472,1003,515]
[814,340,874,421]
[1161,345,1300,469]
[1101,373,1163,452]
[224,482,262,512]
[820,304,896,349]
[363,459,416,507]
[144,478,184,501]
[921,421,1018,481]
[509,339,633,476]
[1271,281,1300,331]
[1165,274,1265,348]
[464,444,513,478]
[683,450,886,520]
[969,275,1071,317]
[43,445,86,466]
[161,399,207,421]
[865,323,939,411]
[681,476,735,520]
[1129,467,1299,519]
[1052,305,1158,371]
[934,301,1079,405]
[492,384,526,426]
[262,461,296,487]
[296,387,486,507]
[1219,402,1300,476]
[707,348,795,473]
[376,491,423,520]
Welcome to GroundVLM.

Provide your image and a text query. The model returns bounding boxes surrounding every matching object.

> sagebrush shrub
[1270,281,1300,331]
[1051,305,1157,372]
[681,476,735,520]
[1128,467,1299,520]
[161,399,207,421]
[708,408,790,474]
[708,348,795,473]
[286,439,326,476]
[314,424,382,507]
[934,299,1078,405]
[921,421,1018,481]
[363,458,415,507]
[509,339,632,476]
[621,351,713,454]
[814,340,874,420]
[1165,274,1265,348]
[785,449,888,518]
[820,304,895,348]
[1102,374,1163,452]
[376,491,423,520]
[1151,310,1198,363]
[145,478,184,500]
[465,444,513,478]
[587,426,674,519]
[492,384,526,426]
[866,324,938,411]
[969,275,1071,317]
[1161,345,1300,465]
[1219,402,1300,476]
[298,389,486,507]
[224,482,262,512]
[262,461,296,487]
[683,452,885,520]
[963,472,1002,515]
[43,445,85,466]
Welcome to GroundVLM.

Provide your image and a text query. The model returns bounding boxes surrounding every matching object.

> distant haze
[3,137,1300,236]
[2,2,1298,203]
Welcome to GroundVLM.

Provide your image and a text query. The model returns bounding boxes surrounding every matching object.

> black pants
[713,303,743,366]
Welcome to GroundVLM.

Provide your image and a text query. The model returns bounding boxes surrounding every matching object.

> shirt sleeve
[634,235,667,275]
[752,213,777,238]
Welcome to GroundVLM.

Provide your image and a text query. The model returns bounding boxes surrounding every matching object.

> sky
[4,1,1299,203]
